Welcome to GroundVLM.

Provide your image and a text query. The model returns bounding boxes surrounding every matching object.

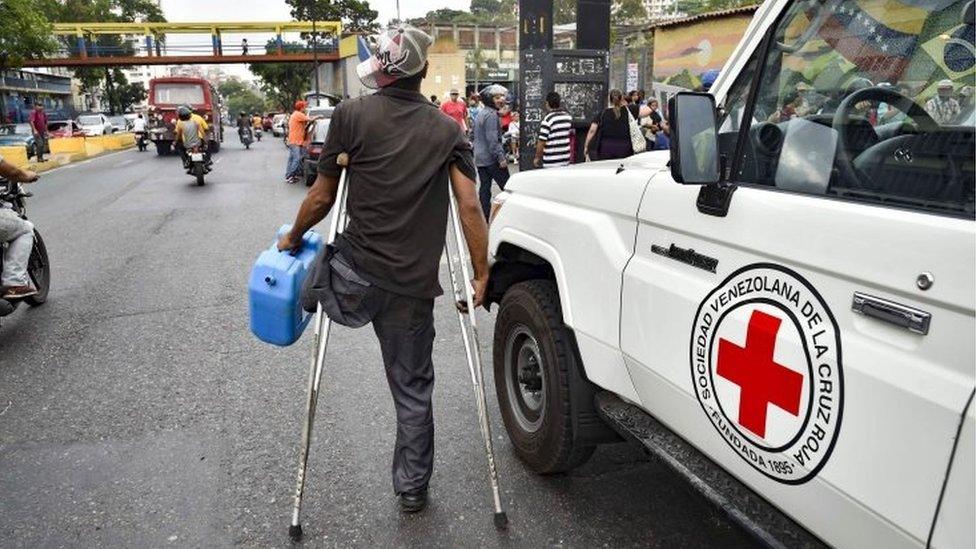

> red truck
[146,77,224,156]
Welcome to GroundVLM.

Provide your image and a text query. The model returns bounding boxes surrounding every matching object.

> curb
[29,144,133,173]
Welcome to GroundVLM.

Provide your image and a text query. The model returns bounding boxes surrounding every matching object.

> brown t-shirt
[318,87,476,299]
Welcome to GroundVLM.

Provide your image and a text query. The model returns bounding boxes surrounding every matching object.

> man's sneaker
[399,488,428,513]
[3,286,37,300]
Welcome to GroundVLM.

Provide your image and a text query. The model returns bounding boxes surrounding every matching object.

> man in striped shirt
[533,91,573,168]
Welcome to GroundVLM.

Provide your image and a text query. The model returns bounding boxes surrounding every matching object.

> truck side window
[734,0,975,217]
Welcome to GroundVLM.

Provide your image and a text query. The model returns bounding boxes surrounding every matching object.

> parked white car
[486,0,974,547]
[271,113,288,138]
[76,113,115,136]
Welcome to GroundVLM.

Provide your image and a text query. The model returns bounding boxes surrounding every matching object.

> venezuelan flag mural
[781,0,973,95]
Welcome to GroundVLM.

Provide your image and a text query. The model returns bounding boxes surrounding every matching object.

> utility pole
[312,20,320,105]
[104,66,116,115]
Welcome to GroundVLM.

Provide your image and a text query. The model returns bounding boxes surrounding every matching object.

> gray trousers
[0,208,34,287]
[370,291,436,495]
[305,248,437,494]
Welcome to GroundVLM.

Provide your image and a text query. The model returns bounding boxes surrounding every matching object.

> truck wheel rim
[505,325,546,433]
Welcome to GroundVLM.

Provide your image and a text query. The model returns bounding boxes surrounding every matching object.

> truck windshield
[154,83,205,105]
[721,0,975,216]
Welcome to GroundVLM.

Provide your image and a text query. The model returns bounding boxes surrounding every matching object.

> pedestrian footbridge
[21,21,345,68]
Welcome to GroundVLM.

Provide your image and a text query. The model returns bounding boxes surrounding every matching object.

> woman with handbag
[584,89,651,161]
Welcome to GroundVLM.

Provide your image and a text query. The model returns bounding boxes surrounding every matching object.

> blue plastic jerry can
[248,225,325,346]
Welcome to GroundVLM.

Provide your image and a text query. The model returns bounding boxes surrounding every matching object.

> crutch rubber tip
[288,524,303,541]
[494,512,509,529]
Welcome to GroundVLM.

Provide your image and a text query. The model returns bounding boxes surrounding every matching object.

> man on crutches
[277,25,490,517]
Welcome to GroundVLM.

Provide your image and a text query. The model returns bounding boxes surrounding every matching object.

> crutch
[289,153,350,542]
[443,186,508,529]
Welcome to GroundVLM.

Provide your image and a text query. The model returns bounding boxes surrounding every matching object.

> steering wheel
[832,86,939,191]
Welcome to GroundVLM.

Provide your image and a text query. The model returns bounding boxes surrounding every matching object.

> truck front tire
[494,280,595,473]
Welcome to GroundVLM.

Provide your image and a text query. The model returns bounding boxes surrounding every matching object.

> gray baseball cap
[357,25,434,89]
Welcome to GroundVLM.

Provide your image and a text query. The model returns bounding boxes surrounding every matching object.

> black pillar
[577,1,610,52]
[519,0,553,50]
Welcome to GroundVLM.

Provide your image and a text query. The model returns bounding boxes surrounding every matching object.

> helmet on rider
[479,84,509,110]
[177,106,192,120]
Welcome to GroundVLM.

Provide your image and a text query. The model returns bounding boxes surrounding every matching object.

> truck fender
[488,227,574,327]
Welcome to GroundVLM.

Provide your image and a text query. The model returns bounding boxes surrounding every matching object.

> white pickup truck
[486,0,975,546]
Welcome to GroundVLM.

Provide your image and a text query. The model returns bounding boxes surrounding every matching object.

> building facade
[413,22,519,96]
[1,68,74,124]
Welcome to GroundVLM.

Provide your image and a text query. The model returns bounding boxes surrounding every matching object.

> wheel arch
[487,230,574,327]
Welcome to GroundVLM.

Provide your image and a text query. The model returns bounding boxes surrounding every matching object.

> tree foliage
[613,0,649,25]
[674,0,746,17]
[220,77,268,116]
[35,0,166,113]
[249,41,313,111]
[106,76,146,113]
[286,0,379,34]
[417,0,516,25]
[0,0,59,70]
[553,0,577,25]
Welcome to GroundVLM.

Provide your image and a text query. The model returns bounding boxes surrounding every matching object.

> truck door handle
[852,292,931,335]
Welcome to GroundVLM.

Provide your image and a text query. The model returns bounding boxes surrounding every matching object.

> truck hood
[503,150,668,218]
[506,150,669,191]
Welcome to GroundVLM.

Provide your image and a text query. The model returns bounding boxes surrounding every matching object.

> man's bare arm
[0,159,38,183]
[534,138,546,167]
[449,163,490,308]
[277,171,340,252]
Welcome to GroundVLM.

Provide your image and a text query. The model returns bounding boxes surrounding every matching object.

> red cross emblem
[716,310,803,439]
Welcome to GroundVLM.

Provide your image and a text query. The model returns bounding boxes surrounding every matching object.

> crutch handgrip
[337,152,349,167]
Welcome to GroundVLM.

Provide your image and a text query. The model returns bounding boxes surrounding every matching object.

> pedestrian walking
[926,79,961,125]
[505,111,520,161]
[584,89,647,161]
[27,103,48,162]
[468,94,483,122]
[285,100,310,184]
[534,91,573,168]
[277,24,489,515]
[439,88,469,132]
[472,84,510,218]
[241,38,249,55]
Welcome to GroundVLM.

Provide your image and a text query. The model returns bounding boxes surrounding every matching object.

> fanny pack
[301,244,378,328]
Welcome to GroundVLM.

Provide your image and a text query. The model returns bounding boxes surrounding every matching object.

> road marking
[38,149,131,175]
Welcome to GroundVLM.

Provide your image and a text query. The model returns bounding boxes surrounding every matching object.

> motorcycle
[254,127,263,141]
[239,127,253,150]
[181,145,211,186]
[0,178,51,326]
[135,131,149,152]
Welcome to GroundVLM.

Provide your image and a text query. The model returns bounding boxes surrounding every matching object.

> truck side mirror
[668,92,721,185]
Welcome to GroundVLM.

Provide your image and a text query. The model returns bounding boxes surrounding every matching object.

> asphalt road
[0,133,757,548]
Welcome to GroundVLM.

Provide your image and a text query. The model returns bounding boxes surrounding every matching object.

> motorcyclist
[132,113,148,148]
[132,113,147,133]
[175,106,210,167]
[0,155,39,300]
[251,113,263,131]
[237,111,252,142]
